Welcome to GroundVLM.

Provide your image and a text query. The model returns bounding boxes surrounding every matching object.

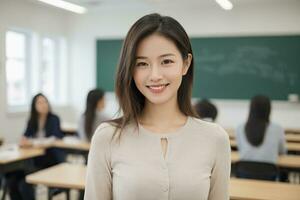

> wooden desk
[287,142,300,152]
[230,178,300,200]
[0,148,44,165]
[52,140,90,152]
[0,148,45,200]
[26,163,300,200]
[26,163,85,190]
[286,128,300,135]
[230,139,300,153]
[0,147,44,173]
[286,134,300,143]
[231,151,300,169]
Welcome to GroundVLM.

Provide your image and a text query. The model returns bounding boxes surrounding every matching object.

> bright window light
[5,31,29,107]
[215,0,233,10]
[37,0,87,14]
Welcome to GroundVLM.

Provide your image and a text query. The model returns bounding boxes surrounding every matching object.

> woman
[236,95,286,164]
[21,93,65,167]
[78,88,109,141]
[85,13,230,200]
[7,93,65,200]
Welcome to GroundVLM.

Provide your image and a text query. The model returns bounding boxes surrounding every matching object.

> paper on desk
[31,137,56,147]
[63,136,81,144]
[0,144,20,160]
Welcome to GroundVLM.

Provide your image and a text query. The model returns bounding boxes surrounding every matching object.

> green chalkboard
[96,35,300,100]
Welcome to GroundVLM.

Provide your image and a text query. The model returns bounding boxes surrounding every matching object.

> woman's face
[96,98,105,111]
[35,96,49,115]
[133,34,191,106]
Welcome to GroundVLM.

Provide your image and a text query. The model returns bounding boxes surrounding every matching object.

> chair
[235,161,278,181]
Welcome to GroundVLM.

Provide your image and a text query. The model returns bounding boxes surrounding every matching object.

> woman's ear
[182,53,192,75]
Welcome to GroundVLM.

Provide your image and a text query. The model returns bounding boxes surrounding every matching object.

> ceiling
[30,0,299,12]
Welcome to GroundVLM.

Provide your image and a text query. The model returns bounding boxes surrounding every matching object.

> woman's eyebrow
[136,53,175,59]
[159,53,176,58]
[136,56,147,59]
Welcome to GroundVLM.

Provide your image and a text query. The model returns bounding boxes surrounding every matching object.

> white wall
[0,0,74,142]
[69,0,300,129]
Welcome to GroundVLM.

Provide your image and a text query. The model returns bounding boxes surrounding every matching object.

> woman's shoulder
[91,122,118,144]
[268,122,283,129]
[268,122,284,134]
[48,113,60,121]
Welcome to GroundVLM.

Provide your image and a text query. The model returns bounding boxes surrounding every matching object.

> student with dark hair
[84,13,230,200]
[236,95,286,164]
[21,93,65,165]
[7,93,65,200]
[78,88,109,141]
[194,99,218,122]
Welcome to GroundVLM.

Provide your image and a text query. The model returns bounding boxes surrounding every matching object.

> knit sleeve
[84,123,114,200]
[208,125,231,200]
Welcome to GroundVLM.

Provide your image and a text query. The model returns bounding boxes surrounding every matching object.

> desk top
[230,178,300,200]
[285,128,300,134]
[26,163,300,200]
[52,140,90,151]
[285,134,300,143]
[231,152,300,169]
[0,148,44,164]
[26,163,86,190]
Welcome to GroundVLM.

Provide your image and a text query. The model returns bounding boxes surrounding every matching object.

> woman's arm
[84,124,113,200]
[208,126,231,200]
[49,115,64,139]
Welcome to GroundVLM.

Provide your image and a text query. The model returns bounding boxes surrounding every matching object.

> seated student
[7,93,65,200]
[21,93,65,166]
[78,88,109,141]
[194,99,218,122]
[236,95,287,164]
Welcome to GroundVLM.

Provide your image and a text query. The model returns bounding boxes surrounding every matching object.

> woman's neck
[139,100,187,133]
[38,113,48,123]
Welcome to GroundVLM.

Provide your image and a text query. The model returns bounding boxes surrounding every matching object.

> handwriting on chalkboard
[194,46,297,86]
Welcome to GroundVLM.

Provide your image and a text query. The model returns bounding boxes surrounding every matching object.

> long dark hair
[245,95,271,146]
[194,99,218,121]
[84,88,105,140]
[28,93,52,132]
[110,13,197,138]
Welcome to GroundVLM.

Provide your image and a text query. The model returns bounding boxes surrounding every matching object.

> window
[41,37,57,102]
[5,29,68,112]
[5,30,30,107]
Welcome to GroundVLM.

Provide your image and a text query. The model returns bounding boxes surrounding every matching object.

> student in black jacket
[7,93,65,200]
[21,93,65,167]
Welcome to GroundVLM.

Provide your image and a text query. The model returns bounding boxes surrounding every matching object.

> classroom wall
[0,0,75,142]
[69,0,300,129]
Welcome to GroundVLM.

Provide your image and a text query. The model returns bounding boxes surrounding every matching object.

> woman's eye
[136,62,148,67]
[162,59,174,65]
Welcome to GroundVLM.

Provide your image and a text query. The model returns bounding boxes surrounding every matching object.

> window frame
[5,29,32,112]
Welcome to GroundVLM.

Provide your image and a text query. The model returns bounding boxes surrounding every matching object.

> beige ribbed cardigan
[84,117,231,200]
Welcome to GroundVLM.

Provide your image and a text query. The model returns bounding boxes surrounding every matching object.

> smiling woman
[133,34,191,106]
[84,13,231,200]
